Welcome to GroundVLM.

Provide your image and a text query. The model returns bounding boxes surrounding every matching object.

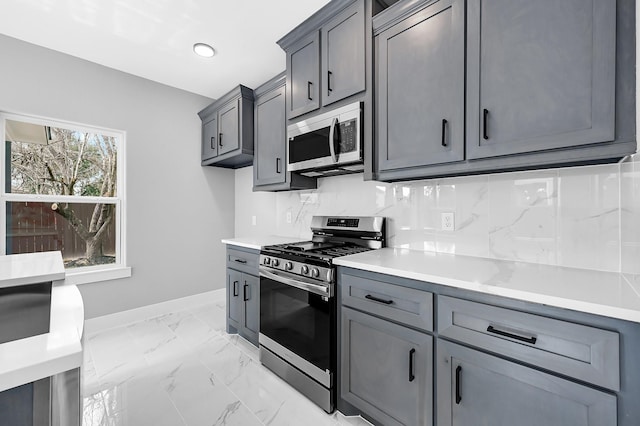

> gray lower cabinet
[253,73,317,191]
[198,85,254,168]
[341,306,432,426]
[226,270,259,346]
[436,340,617,426]
[226,246,260,346]
[375,0,464,175]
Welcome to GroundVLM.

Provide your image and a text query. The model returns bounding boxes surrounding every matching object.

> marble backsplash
[234,154,640,274]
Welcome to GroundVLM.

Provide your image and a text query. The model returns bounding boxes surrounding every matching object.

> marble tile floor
[82,291,372,426]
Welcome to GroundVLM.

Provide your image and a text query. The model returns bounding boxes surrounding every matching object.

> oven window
[289,127,331,164]
[260,278,332,372]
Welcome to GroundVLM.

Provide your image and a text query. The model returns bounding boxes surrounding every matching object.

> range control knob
[263,257,271,265]
[272,259,280,267]
[285,262,293,271]
[311,268,320,278]
[301,265,309,275]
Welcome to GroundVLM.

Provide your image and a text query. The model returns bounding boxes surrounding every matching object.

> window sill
[64,265,132,286]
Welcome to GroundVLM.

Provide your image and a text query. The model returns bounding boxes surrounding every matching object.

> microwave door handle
[328,117,338,163]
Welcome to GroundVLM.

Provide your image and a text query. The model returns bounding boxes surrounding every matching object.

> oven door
[259,268,335,387]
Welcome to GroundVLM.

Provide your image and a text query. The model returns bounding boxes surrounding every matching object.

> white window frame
[0,112,130,285]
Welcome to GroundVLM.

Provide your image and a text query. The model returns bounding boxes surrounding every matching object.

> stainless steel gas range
[258,216,385,413]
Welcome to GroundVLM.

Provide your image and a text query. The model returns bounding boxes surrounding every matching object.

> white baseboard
[84,288,225,336]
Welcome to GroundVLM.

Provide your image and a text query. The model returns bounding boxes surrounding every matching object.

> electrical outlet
[441,212,455,231]
[251,216,257,226]
[286,211,292,224]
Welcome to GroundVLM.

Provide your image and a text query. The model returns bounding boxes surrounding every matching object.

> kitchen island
[0,251,84,426]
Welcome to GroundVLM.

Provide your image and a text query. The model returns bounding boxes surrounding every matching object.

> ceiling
[0,0,332,99]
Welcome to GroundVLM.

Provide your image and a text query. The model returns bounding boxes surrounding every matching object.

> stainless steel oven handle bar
[259,268,332,297]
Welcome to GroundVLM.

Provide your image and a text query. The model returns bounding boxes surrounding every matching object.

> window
[1,113,128,281]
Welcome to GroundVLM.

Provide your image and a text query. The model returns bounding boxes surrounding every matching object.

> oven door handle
[260,268,332,297]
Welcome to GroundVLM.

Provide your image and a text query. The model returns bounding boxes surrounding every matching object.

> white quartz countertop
[0,252,84,393]
[0,251,65,289]
[222,236,303,250]
[334,248,640,324]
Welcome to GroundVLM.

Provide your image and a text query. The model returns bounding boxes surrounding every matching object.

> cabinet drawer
[341,274,433,332]
[438,296,620,391]
[226,247,259,274]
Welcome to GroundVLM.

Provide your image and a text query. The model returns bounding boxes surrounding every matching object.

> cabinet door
[466,0,616,159]
[254,85,286,186]
[436,340,617,426]
[242,274,260,345]
[321,0,366,106]
[202,116,218,161]
[227,270,242,328]
[287,31,320,118]
[376,0,464,173]
[218,99,240,156]
[341,307,432,426]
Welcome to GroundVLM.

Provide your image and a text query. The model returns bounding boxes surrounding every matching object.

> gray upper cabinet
[280,0,368,120]
[253,73,317,191]
[372,0,635,182]
[466,0,617,159]
[287,32,320,118]
[376,0,464,175]
[198,85,254,168]
[437,340,617,426]
[217,99,240,156]
[201,115,218,162]
[321,0,366,107]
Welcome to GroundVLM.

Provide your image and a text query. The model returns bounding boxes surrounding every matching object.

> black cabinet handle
[483,109,489,140]
[219,133,223,147]
[234,259,247,264]
[487,325,537,344]
[232,281,239,297]
[276,158,282,173]
[307,81,313,100]
[455,365,462,404]
[328,71,333,93]
[365,294,394,305]
[210,136,215,150]
[409,348,416,382]
[243,283,249,302]
[441,119,448,147]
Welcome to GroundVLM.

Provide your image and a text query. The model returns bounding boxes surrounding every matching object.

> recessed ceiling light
[193,43,215,58]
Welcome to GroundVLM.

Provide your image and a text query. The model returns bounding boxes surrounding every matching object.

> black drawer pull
[365,294,394,305]
[409,348,416,382]
[232,281,239,297]
[243,283,249,302]
[487,325,537,345]
[441,119,448,147]
[483,108,489,140]
[210,136,215,150]
[307,81,313,100]
[455,365,462,404]
[234,258,247,264]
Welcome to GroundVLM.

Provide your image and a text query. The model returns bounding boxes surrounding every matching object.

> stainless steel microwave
[287,102,363,176]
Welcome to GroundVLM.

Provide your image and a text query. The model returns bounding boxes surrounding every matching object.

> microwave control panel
[339,119,357,153]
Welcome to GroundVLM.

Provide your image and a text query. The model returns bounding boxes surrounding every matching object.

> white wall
[0,34,235,319]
